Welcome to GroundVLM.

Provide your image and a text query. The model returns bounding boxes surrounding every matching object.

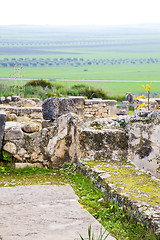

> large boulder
[42,97,78,120]
[0,112,6,149]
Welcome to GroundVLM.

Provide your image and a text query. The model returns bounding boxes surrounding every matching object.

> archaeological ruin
[0,96,160,236]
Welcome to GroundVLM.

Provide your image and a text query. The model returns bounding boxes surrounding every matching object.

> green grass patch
[60,80,160,95]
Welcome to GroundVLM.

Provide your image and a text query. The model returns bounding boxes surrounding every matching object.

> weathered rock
[80,128,128,161]
[6,113,17,121]
[84,99,117,118]
[4,127,23,140]
[3,113,79,168]
[68,96,85,117]
[0,97,5,103]
[17,99,37,107]
[3,142,17,154]
[5,122,22,130]
[22,123,40,133]
[128,119,160,179]
[6,96,12,102]
[0,112,6,149]
[29,98,42,107]
[42,97,78,120]
[116,109,128,115]
[15,162,42,168]
[12,96,20,102]
[42,120,57,129]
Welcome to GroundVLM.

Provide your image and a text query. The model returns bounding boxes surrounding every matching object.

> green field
[59,80,160,95]
[1,64,160,81]
[0,24,160,94]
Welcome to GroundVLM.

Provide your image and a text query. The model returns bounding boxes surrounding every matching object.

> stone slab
[0,185,115,240]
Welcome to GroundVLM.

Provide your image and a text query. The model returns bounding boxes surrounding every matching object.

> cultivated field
[0,24,160,94]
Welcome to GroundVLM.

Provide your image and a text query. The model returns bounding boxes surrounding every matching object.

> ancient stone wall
[84,99,117,118]
[1,96,160,179]
[128,118,160,179]
[3,113,80,168]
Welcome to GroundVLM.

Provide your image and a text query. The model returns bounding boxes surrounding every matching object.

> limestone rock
[12,96,20,102]
[6,113,17,121]
[6,96,12,102]
[42,97,78,120]
[5,122,22,130]
[80,128,128,160]
[0,97,5,103]
[4,127,23,140]
[22,123,40,133]
[0,112,6,149]
[15,162,42,168]
[17,99,37,107]
[116,109,128,115]
[3,142,17,154]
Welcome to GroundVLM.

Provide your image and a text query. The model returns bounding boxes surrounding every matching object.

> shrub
[67,84,110,99]
[25,79,53,89]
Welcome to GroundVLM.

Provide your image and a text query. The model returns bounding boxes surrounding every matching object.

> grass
[0,162,158,240]
[79,225,110,240]
[1,78,160,98]
[60,80,160,95]
[0,64,160,81]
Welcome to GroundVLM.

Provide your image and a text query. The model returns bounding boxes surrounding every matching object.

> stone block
[68,96,85,108]
[4,127,23,140]
[17,99,37,107]
[6,96,12,102]
[0,112,6,149]
[15,162,42,168]
[12,96,20,102]
[42,120,57,129]
[22,123,40,133]
[3,142,17,154]
[42,97,78,120]
[6,113,17,121]
[0,97,5,103]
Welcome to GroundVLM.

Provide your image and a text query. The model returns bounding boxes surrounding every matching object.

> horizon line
[0,23,160,27]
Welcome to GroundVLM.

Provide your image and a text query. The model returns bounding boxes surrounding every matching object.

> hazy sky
[1,0,160,26]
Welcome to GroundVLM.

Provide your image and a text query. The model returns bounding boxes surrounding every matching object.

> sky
[0,0,160,26]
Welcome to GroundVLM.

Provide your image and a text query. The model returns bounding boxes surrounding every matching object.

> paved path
[0,185,115,240]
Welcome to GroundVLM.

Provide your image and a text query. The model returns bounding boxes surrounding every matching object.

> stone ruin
[0,96,160,236]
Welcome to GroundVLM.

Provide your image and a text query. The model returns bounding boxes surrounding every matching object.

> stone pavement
[0,185,115,240]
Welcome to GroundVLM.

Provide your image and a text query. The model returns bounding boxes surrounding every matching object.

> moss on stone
[84,159,160,207]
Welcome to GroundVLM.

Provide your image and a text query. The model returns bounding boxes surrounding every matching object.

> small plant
[79,225,110,240]
[59,162,77,176]
[134,82,152,110]
[142,82,152,110]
